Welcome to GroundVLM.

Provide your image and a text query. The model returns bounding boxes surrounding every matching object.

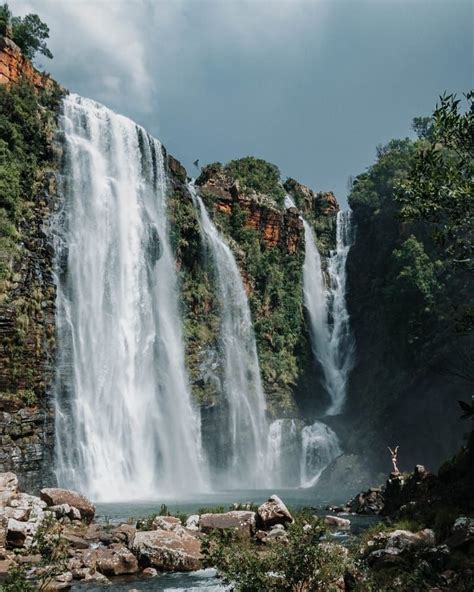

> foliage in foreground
[202,515,352,592]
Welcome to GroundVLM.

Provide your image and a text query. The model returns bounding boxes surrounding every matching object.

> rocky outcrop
[197,168,303,254]
[0,36,53,89]
[40,488,96,522]
[133,528,202,572]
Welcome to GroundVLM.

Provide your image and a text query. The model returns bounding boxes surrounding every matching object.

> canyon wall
[0,36,61,490]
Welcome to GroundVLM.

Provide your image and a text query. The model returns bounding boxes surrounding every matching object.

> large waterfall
[54,95,207,501]
[191,185,268,488]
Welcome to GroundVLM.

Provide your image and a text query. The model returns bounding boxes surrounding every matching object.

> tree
[0,3,53,61]
[11,13,53,60]
[397,92,473,265]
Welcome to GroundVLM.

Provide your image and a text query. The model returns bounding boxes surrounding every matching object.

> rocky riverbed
[0,462,473,591]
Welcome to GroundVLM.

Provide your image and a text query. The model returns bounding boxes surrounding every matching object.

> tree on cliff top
[0,3,53,61]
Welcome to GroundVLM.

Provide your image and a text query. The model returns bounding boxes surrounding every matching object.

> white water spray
[191,185,269,488]
[300,421,342,487]
[54,95,207,501]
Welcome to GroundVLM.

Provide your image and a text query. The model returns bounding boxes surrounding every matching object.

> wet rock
[324,515,351,530]
[446,516,474,550]
[82,543,138,576]
[133,528,202,571]
[152,516,182,531]
[40,488,95,522]
[200,511,256,536]
[142,567,158,577]
[257,495,293,529]
[185,515,200,531]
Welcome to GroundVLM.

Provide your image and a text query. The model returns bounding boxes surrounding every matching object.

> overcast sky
[11,0,473,206]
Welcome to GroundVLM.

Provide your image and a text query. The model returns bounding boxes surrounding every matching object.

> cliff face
[343,201,467,477]
[0,36,52,89]
[0,38,61,490]
[166,160,338,421]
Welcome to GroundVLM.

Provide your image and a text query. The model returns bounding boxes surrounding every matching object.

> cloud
[9,0,328,117]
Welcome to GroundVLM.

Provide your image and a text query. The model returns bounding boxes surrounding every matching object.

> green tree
[0,3,53,61]
[397,92,473,264]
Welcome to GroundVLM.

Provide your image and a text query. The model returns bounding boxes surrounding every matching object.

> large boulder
[200,511,256,536]
[6,518,36,548]
[349,488,385,515]
[133,528,202,571]
[385,528,435,551]
[446,516,474,550]
[40,488,95,522]
[82,543,138,576]
[257,495,293,529]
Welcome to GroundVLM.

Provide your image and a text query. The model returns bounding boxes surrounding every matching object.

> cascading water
[190,185,269,488]
[291,195,354,416]
[325,210,355,414]
[267,419,301,488]
[54,95,207,501]
[300,421,342,487]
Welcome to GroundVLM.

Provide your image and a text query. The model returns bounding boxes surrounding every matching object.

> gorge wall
[0,36,61,490]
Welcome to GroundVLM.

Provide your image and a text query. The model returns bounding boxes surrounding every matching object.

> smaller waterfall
[267,419,301,488]
[325,210,355,414]
[191,184,269,489]
[300,421,342,487]
[289,193,354,416]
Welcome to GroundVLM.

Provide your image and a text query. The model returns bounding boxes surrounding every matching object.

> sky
[11,0,473,206]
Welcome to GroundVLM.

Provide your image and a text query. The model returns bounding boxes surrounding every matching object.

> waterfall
[300,421,342,487]
[325,210,355,415]
[267,419,301,488]
[54,94,207,501]
[292,196,354,416]
[190,185,269,489]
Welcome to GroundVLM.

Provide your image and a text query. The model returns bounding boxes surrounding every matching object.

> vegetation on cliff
[0,47,62,406]
[345,91,473,473]
[0,3,53,61]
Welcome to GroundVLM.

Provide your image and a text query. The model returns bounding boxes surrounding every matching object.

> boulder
[143,567,158,577]
[185,515,200,531]
[0,558,14,576]
[49,504,81,521]
[133,528,202,571]
[257,495,293,529]
[40,488,95,522]
[324,515,351,530]
[110,524,136,547]
[385,529,435,551]
[367,547,405,568]
[349,488,385,515]
[6,517,36,547]
[200,511,256,536]
[0,473,18,508]
[82,543,138,576]
[2,507,30,521]
[446,516,474,550]
[61,533,89,549]
[152,516,182,531]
